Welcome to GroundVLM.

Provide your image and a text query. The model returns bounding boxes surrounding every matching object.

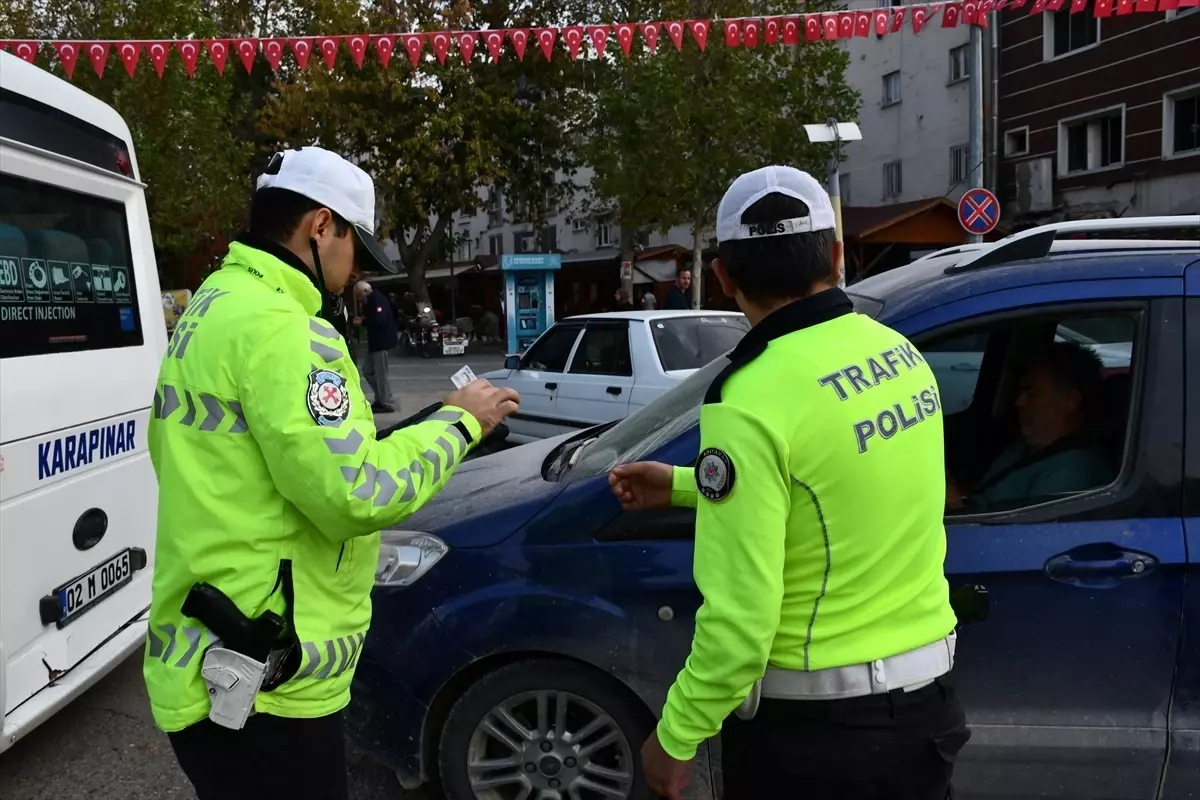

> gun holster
[200,647,270,730]
[735,678,763,721]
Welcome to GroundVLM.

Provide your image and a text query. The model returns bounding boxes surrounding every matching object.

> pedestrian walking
[353,280,398,413]
[664,268,692,309]
[609,165,967,800]
[144,145,519,800]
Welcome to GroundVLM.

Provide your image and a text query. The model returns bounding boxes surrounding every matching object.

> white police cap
[716,165,836,244]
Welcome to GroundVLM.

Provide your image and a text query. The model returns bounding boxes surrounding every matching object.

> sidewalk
[351,347,507,430]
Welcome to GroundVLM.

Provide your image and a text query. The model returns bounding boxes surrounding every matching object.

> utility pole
[804,121,862,287]
[967,25,985,244]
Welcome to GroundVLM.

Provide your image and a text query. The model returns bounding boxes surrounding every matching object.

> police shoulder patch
[695,447,736,501]
[307,368,351,426]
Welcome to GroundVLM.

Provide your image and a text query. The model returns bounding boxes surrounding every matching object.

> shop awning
[842,198,974,245]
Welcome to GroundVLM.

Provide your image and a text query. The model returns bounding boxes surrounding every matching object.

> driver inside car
[947,341,1114,510]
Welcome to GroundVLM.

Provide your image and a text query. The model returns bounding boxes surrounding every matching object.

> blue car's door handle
[1044,543,1158,588]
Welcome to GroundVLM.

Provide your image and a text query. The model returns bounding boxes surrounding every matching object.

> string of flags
[1,0,1192,80]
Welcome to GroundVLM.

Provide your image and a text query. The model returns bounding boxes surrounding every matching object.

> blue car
[349,220,1200,800]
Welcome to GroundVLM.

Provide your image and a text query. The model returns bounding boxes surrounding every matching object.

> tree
[582,0,860,306]
[258,0,591,303]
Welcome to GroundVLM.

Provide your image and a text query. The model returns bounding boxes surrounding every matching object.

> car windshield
[650,315,750,372]
[569,295,881,477]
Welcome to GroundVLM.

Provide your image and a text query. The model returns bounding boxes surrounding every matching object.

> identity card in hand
[450,365,478,389]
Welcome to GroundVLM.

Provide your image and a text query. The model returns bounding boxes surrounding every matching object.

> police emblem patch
[695,447,736,501]
[306,368,351,426]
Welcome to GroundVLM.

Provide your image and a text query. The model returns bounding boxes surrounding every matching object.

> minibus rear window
[0,173,144,359]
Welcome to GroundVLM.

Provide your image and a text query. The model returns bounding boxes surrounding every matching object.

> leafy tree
[258,0,591,303]
[582,0,860,305]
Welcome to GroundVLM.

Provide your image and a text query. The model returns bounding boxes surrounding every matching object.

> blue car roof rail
[944,215,1200,274]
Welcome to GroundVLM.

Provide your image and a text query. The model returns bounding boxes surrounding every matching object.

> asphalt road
[0,351,506,800]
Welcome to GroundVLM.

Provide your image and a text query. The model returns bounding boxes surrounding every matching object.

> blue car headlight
[375,531,449,587]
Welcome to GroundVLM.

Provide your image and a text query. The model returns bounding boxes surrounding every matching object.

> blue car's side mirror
[504,355,521,370]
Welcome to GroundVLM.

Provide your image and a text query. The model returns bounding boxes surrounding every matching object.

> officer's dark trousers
[168,711,349,800]
[720,673,969,800]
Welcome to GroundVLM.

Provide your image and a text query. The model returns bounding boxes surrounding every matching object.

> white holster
[734,678,762,720]
[200,646,268,730]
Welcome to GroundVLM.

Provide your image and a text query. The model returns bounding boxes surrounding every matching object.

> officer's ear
[308,207,336,243]
[711,258,737,299]
[829,238,844,284]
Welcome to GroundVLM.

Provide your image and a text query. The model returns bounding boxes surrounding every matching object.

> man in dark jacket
[353,281,398,413]
[664,268,693,310]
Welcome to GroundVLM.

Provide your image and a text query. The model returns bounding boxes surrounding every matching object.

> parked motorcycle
[399,306,441,359]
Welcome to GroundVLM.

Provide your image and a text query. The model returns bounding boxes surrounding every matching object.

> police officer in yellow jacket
[146,146,519,799]
[610,166,968,800]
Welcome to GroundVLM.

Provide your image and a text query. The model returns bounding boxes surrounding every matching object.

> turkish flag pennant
[117,42,140,77]
[805,14,822,40]
[911,6,932,32]
[1045,0,1069,10]
[963,1,979,23]
[1157,0,1179,11]
[783,16,802,44]
[562,25,585,59]
[942,3,963,26]
[317,37,340,69]
[977,0,996,26]
[724,20,741,47]
[232,38,256,73]
[613,23,635,55]
[290,38,314,70]
[205,40,229,75]
[1116,0,1135,13]
[458,32,477,63]
[823,14,840,39]
[346,35,368,68]
[874,9,892,34]
[10,41,38,63]
[855,10,872,36]
[373,35,394,68]
[146,41,171,77]
[641,23,660,52]
[1094,0,1115,14]
[587,25,609,56]
[764,17,781,44]
[1179,0,1199,8]
[839,12,856,37]
[176,41,200,77]
[1135,0,1157,9]
[1070,0,1089,10]
[402,34,424,68]
[53,42,79,77]
[689,19,711,50]
[892,7,908,30]
[430,32,451,64]
[535,28,557,60]
[261,38,285,71]
[1009,0,1030,8]
[665,21,686,51]
[483,29,504,62]
[744,19,761,46]
[1029,0,1048,11]
[509,29,530,60]
[87,42,110,77]
[994,0,1010,8]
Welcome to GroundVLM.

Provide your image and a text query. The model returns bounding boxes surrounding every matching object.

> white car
[485,310,750,443]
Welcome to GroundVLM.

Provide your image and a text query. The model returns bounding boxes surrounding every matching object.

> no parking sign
[958,188,1000,236]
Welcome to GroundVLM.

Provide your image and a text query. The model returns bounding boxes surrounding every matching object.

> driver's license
[450,365,478,389]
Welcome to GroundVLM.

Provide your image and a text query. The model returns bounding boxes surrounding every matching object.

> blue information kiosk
[501,253,561,355]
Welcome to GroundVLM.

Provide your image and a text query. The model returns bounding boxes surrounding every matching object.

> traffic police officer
[145,147,519,799]
[610,166,968,799]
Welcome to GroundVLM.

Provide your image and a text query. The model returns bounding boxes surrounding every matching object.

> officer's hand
[641,731,691,800]
[444,379,519,438]
[609,461,673,511]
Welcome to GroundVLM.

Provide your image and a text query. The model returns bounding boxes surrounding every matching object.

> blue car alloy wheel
[437,660,654,800]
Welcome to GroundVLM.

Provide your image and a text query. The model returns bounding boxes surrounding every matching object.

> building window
[513,231,536,253]
[883,160,903,199]
[1004,127,1030,157]
[486,187,503,228]
[1058,107,1124,175]
[571,217,589,233]
[1044,4,1100,60]
[488,234,503,256]
[1164,87,1200,157]
[882,71,901,107]
[948,45,969,83]
[595,214,614,248]
[539,225,558,252]
[949,144,970,185]
[875,0,892,7]
[456,236,473,262]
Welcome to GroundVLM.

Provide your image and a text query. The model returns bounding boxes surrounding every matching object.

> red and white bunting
[346,35,368,68]
[764,17,781,44]
[665,21,685,52]
[458,32,477,63]
[535,28,557,61]
[53,42,80,77]
[839,12,856,38]
[176,40,200,77]
[10,41,38,63]
[88,42,110,77]
[374,35,395,68]
[117,42,140,77]
[402,33,423,69]
[689,19,711,50]
[614,23,636,56]
[147,41,170,77]
[205,39,229,75]
[484,29,505,62]
[587,25,609,57]
[317,37,340,70]
[562,26,584,60]
[723,20,740,48]
[641,22,660,52]
[291,37,314,71]
[262,38,285,71]
[892,7,909,32]
[233,38,256,73]
[430,31,451,64]
[509,29,530,61]
[744,19,761,47]
[855,10,872,37]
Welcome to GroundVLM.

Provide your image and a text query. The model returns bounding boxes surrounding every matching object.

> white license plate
[55,549,133,628]
[443,344,466,355]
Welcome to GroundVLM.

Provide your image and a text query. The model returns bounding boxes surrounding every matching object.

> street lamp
[803,120,862,288]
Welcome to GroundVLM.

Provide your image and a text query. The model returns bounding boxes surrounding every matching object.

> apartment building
[996,3,1200,224]
[839,6,974,207]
